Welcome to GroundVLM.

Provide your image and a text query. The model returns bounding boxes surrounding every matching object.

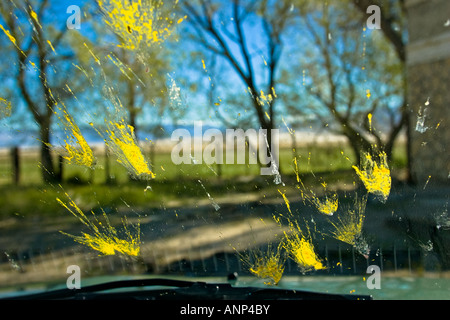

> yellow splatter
[104,120,156,179]
[423,175,431,190]
[55,106,96,168]
[47,40,56,53]
[107,53,145,86]
[107,54,130,79]
[65,84,76,98]
[0,97,12,119]
[262,55,268,66]
[243,243,285,286]
[0,24,26,57]
[29,7,42,29]
[329,195,369,257]
[292,157,338,216]
[367,113,372,132]
[271,87,277,98]
[293,156,301,183]
[97,0,185,50]
[0,24,16,46]
[311,193,338,216]
[366,89,371,99]
[72,63,94,86]
[57,193,140,257]
[273,166,326,273]
[257,89,275,107]
[28,60,38,70]
[283,229,325,272]
[84,42,101,65]
[282,117,295,135]
[278,189,292,214]
[352,152,391,202]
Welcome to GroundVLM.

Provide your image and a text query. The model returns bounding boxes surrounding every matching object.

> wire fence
[160,243,426,276]
[0,241,432,285]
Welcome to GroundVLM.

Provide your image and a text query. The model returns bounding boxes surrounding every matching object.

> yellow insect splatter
[83,42,101,65]
[97,0,185,50]
[293,156,301,183]
[256,89,276,107]
[367,113,373,132]
[282,117,295,135]
[29,7,42,29]
[57,193,141,257]
[0,24,16,45]
[103,120,156,179]
[292,157,338,216]
[47,40,56,53]
[329,195,369,258]
[54,105,96,168]
[311,193,339,216]
[352,151,391,202]
[278,189,292,214]
[0,97,12,119]
[107,53,145,86]
[282,220,325,272]
[0,24,26,57]
[242,243,286,286]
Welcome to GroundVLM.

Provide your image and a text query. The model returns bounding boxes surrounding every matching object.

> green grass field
[0,141,408,219]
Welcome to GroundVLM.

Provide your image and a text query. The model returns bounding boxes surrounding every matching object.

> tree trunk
[260,117,276,170]
[342,125,373,166]
[104,144,112,185]
[11,146,20,185]
[39,124,57,183]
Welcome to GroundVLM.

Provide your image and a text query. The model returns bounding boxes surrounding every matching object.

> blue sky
[0,0,403,148]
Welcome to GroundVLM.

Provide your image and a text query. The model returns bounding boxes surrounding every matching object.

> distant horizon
[0,121,357,150]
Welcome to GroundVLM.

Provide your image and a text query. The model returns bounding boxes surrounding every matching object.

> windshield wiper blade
[2,278,199,300]
[2,278,372,300]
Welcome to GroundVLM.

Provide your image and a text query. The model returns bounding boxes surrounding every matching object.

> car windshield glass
[0,0,449,302]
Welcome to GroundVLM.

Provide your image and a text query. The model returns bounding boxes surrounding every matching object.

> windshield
[0,0,449,303]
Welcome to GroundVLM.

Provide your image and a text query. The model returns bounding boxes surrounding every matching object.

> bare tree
[352,0,406,63]
[107,45,172,140]
[297,2,405,164]
[181,0,296,166]
[92,0,185,140]
[351,0,411,179]
[0,0,74,182]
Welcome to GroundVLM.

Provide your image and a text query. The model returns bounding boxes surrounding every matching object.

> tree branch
[352,0,405,62]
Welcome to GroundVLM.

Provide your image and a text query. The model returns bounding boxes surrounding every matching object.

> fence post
[11,146,19,185]
[393,244,397,272]
[150,141,155,170]
[105,144,112,184]
[338,244,343,274]
[57,154,64,182]
[89,147,95,184]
